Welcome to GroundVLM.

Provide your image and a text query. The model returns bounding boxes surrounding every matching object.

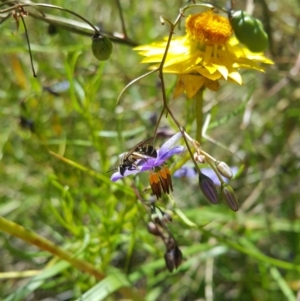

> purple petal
[202,170,222,186]
[110,168,141,181]
[111,172,123,182]
[173,166,198,178]
[158,145,185,162]
[139,158,156,171]
[159,132,182,155]
[139,145,185,169]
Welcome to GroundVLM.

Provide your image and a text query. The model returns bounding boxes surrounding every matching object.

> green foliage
[0,0,299,300]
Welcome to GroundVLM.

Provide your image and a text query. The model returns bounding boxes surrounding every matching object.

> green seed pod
[91,34,113,61]
[229,10,269,52]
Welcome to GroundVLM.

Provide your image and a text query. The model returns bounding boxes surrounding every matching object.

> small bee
[117,137,157,176]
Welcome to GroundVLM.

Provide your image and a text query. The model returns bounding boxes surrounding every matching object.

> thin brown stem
[181,128,201,174]
[152,106,165,142]
[20,15,37,77]
[115,0,128,38]
[0,3,100,34]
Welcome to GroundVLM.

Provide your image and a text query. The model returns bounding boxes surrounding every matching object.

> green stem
[199,227,300,272]
[0,216,143,300]
[0,216,105,280]
[194,88,204,143]
[48,151,134,196]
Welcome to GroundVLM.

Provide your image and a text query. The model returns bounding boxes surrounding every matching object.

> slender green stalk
[200,227,300,272]
[0,216,105,280]
[0,216,144,300]
[115,0,128,38]
[48,151,134,196]
[20,15,37,77]
[194,88,204,143]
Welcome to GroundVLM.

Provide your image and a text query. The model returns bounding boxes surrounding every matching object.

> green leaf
[4,261,70,301]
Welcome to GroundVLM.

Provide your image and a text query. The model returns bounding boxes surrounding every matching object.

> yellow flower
[134,10,273,98]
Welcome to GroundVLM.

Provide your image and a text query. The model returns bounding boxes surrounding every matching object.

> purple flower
[111,132,185,182]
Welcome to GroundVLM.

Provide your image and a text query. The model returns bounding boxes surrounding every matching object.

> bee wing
[108,137,155,174]
[124,137,154,158]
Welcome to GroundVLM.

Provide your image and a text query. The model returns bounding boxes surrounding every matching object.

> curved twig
[116,68,159,105]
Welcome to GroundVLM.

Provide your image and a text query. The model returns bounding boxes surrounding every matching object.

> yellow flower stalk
[134,10,273,99]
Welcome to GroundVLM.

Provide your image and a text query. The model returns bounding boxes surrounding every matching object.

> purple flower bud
[164,246,182,272]
[221,183,239,211]
[216,161,233,179]
[199,172,219,204]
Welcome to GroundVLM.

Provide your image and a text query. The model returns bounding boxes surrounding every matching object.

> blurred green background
[0,0,299,300]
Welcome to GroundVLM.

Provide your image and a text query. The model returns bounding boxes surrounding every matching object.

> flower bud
[216,161,233,179]
[199,172,219,204]
[221,183,239,211]
[194,152,206,163]
[91,34,113,61]
[229,10,269,52]
[164,246,182,272]
[162,212,173,223]
[147,222,162,236]
[151,209,172,226]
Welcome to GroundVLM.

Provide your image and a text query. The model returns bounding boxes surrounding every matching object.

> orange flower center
[185,10,233,45]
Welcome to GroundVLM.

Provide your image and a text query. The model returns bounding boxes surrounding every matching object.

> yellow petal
[228,71,242,84]
[204,79,220,91]
[204,63,218,74]
[213,64,229,80]
[196,67,221,81]
[181,74,205,99]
